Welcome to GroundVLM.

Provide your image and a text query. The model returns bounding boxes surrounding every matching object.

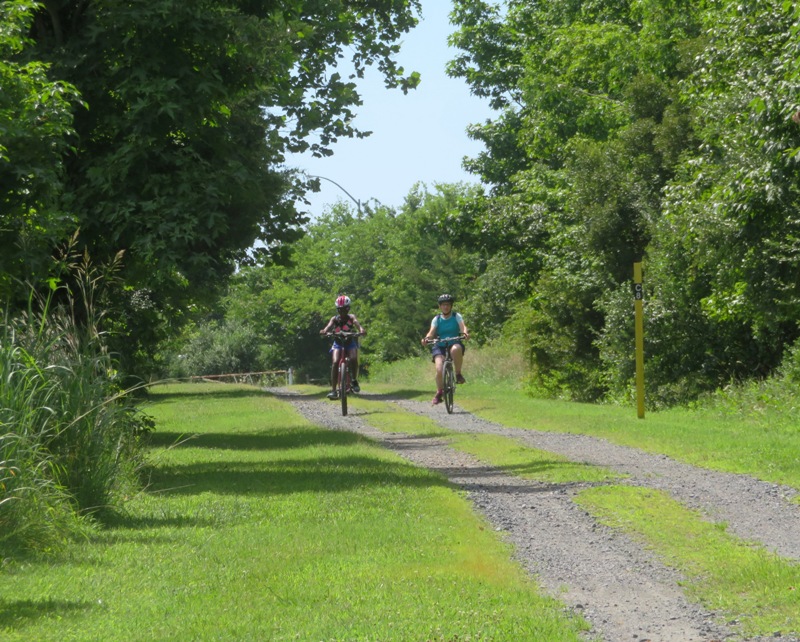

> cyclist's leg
[433,353,445,390]
[450,344,465,381]
[329,348,342,398]
[347,346,360,391]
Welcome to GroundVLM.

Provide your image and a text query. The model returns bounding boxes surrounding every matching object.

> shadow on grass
[360,390,426,401]
[497,461,622,482]
[102,513,218,531]
[146,454,449,497]
[0,597,94,629]
[146,429,364,451]
[147,386,272,401]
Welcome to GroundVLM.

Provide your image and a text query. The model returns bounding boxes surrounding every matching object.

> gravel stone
[267,388,800,642]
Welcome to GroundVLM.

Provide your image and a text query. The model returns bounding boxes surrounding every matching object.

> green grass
[576,486,800,637]
[365,353,800,492]
[0,383,588,641]
[345,394,622,485]
[347,358,800,639]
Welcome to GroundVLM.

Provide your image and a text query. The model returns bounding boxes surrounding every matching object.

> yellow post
[633,262,645,418]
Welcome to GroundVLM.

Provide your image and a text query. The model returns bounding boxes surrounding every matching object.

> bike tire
[443,360,455,414]
[339,360,348,416]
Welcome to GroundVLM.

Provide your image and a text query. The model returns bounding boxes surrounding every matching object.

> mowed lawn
[0,383,587,641]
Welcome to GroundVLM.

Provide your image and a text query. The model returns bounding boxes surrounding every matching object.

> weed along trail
[268,387,800,642]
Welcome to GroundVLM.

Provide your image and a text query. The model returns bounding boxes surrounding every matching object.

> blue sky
[285,3,494,216]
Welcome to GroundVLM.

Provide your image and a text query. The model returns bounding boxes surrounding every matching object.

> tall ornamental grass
[1,253,150,558]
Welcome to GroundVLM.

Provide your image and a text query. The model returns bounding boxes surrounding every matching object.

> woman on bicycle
[421,293,470,405]
[321,295,366,399]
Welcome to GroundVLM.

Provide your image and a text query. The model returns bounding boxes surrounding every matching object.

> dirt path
[268,388,799,642]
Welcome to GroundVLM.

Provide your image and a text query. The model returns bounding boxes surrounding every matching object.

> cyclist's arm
[350,315,367,335]
[458,314,470,340]
[421,317,438,345]
[320,316,335,334]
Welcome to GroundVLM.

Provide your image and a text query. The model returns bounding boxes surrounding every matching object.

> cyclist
[421,293,470,405]
[320,295,366,399]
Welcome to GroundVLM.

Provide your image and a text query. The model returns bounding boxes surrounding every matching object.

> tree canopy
[445,0,800,404]
[2,0,421,375]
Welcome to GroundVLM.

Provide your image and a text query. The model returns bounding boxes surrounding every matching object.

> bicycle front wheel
[443,360,455,414]
[339,360,348,416]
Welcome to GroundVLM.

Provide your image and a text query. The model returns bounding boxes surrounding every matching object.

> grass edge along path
[0,383,589,642]
[344,393,623,486]
[339,389,800,640]
[357,377,800,494]
[455,383,800,494]
[576,486,800,638]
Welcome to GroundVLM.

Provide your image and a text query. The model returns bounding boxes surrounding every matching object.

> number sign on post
[634,262,645,419]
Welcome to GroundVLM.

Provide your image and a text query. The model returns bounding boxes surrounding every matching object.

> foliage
[0,1,82,302]
[28,0,422,283]
[169,319,265,378]
[172,185,483,381]
[637,0,800,401]
[3,0,422,379]
[446,0,800,404]
[1,257,149,557]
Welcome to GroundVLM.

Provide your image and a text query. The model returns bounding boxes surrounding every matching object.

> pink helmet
[335,295,351,309]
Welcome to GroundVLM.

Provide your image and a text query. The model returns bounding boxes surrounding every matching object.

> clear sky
[284,3,494,217]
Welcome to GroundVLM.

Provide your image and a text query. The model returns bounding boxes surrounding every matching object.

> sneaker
[352,379,361,393]
[456,373,466,384]
[431,391,443,405]
[327,390,339,400]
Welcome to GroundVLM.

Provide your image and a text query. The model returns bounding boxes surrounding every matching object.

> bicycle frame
[425,335,465,414]
[325,331,360,416]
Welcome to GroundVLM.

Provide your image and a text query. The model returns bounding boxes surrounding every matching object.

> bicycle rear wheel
[443,360,455,414]
[339,360,348,416]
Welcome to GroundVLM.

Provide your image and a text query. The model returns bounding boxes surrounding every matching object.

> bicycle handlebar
[323,331,363,338]
[423,334,467,345]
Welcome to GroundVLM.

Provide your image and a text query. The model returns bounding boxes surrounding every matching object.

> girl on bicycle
[421,293,470,405]
[321,295,366,399]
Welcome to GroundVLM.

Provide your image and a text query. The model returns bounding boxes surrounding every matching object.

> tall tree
[28,0,421,289]
[448,0,701,400]
[632,0,800,399]
[0,1,81,299]
[9,0,421,375]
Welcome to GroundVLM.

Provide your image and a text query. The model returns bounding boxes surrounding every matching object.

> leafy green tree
[626,0,800,401]
[0,1,82,301]
[29,0,420,283]
[447,0,701,400]
[367,183,482,361]
[11,0,421,376]
[177,184,482,380]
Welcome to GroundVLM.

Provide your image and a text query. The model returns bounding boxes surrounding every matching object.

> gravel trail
[267,388,800,642]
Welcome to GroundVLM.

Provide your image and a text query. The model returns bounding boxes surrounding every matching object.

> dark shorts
[330,339,358,352]
[431,341,465,361]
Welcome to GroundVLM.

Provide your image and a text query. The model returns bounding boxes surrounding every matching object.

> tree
[29,0,421,284]
[0,1,82,300]
[11,0,422,376]
[630,0,800,400]
[447,0,701,400]
[178,184,482,380]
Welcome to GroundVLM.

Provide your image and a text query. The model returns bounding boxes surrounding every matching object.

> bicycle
[324,331,362,416]
[424,334,466,414]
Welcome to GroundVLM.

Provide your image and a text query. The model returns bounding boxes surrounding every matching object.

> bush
[1,259,150,557]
